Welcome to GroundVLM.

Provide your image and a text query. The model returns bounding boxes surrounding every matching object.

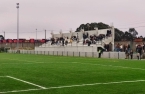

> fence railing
[8,50,126,59]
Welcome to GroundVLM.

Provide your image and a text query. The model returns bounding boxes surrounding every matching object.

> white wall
[8,50,127,59]
[35,46,97,52]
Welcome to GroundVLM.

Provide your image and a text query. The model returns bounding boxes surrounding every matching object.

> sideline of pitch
[1,79,145,94]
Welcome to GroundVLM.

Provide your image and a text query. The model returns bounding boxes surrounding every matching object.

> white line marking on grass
[1,58,45,64]
[0,88,42,94]
[46,80,145,89]
[2,58,145,71]
[2,62,44,64]
[0,79,145,93]
[0,76,6,78]
[6,76,47,89]
[95,64,145,71]
[73,62,145,71]
[1,58,69,64]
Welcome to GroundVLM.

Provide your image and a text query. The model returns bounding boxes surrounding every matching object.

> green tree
[139,36,143,38]
[97,22,110,29]
[75,22,136,42]
[114,28,124,41]
[122,31,133,41]
[0,35,4,40]
[128,28,138,49]
[129,28,138,38]
[75,22,110,32]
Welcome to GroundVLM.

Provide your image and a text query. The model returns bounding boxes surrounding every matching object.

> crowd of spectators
[104,43,112,51]
[50,35,79,46]
[83,33,106,45]
[114,43,130,52]
[115,43,145,59]
[50,30,112,47]
[114,43,145,52]
[83,30,112,46]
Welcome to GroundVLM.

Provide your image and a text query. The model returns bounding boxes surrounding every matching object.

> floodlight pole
[45,30,46,42]
[16,3,19,50]
[3,31,5,39]
[36,29,37,40]
[112,26,114,51]
[45,30,46,47]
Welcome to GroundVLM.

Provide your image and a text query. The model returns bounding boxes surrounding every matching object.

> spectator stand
[35,26,115,52]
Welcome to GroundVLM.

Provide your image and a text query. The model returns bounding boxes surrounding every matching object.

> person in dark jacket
[98,48,104,58]
[98,48,102,58]
[130,49,133,59]
[136,45,142,60]
[125,48,129,59]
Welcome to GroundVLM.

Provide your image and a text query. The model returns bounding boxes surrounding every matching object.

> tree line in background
[75,22,145,41]
[0,35,4,40]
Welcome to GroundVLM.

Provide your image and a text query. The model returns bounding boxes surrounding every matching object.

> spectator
[125,48,129,59]
[136,44,143,60]
[127,44,130,53]
[123,44,126,52]
[98,48,102,58]
[70,38,72,45]
[142,43,145,52]
[87,40,91,46]
[104,44,107,51]
[62,37,64,46]
[65,37,69,46]
[120,44,123,52]
[86,32,89,38]
[116,43,120,52]
[130,49,133,59]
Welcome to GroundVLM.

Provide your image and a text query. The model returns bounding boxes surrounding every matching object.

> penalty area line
[6,76,47,89]
[1,79,145,93]
[0,88,42,94]
[0,76,6,78]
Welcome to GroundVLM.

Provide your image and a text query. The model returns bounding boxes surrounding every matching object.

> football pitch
[0,53,145,94]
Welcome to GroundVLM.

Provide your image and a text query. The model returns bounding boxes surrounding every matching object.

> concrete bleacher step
[102,37,112,44]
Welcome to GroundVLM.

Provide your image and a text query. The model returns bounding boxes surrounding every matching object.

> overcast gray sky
[0,0,145,39]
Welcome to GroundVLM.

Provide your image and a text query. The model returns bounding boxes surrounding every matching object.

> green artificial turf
[0,53,145,94]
